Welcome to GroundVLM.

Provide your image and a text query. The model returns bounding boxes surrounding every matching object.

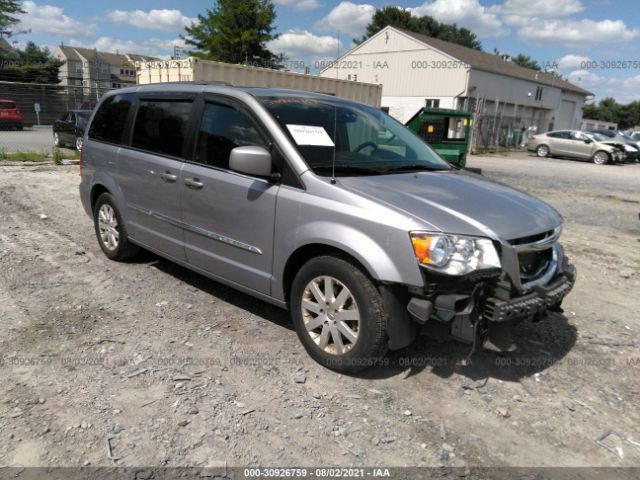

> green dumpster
[405,107,473,168]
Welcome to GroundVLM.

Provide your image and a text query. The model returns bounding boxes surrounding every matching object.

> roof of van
[109,82,359,103]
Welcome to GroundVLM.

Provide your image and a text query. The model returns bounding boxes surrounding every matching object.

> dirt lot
[0,153,639,471]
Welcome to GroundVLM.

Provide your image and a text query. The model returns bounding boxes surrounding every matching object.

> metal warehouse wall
[136,58,382,108]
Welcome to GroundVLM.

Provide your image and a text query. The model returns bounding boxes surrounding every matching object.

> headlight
[410,232,501,275]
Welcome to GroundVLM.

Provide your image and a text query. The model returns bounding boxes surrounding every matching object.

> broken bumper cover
[483,263,576,323]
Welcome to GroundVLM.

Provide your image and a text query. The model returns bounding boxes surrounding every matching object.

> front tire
[290,255,388,374]
[536,144,550,157]
[93,192,139,261]
[592,150,610,165]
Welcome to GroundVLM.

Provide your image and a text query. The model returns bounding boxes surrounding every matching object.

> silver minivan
[80,83,576,372]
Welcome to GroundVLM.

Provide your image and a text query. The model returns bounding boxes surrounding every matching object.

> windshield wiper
[381,164,450,173]
[313,165,383,175]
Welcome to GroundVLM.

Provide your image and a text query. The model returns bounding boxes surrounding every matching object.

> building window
[535,86,543,101]
[425,99,440,108]
[74,61,82,73]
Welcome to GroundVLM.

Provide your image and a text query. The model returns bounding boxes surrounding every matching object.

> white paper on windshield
[286,124,334,147]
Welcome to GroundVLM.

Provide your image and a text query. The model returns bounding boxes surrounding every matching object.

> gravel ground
[0,153,639,471]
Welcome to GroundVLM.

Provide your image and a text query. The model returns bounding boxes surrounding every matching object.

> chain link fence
[1,81,113,158]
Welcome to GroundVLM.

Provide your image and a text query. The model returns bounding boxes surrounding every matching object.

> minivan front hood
[337,170,562,241]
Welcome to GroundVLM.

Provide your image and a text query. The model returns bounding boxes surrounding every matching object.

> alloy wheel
[98,204,119,251]
[593,152,608,165]
[536,145,549,157]
[301,276,360,355]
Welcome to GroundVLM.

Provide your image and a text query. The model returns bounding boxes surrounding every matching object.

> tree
[582,97,640,130]
[510,54,540,71]
[183,0,282,68]
[356,6,482,50]
[0,41,62,83]
[0,0,24,30]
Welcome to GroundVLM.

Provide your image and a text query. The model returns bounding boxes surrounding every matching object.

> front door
[181,99,279,295]
[567,131,594,160]
[118,97,194,261]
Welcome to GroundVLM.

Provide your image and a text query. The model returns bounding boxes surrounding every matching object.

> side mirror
[229,146,274,178]
[584,138,592,144]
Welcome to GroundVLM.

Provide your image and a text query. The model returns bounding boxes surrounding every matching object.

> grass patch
[0,150,49,162]
[0,148,79,163]
[52,148,63,165]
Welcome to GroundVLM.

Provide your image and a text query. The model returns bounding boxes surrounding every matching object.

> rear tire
[93,192,139,261]
[536,145,550,157]
[592,150,610,165]
[290,255,388,374]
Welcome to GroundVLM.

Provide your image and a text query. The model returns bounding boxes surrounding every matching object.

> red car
[0,99,24,130]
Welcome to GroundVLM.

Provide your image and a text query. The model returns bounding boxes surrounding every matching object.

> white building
[319,26,592,132]
[54,45,157,94]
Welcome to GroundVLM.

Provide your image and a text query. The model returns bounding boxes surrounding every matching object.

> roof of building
[394,28,593,96]
[0,37,18,53]
[56,45,158,66]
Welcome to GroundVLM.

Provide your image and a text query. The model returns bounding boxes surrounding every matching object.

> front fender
[272,220,424,302]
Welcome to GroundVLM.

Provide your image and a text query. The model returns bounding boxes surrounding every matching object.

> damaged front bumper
[386,232,576,353]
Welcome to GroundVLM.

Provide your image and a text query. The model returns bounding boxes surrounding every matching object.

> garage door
[558,100,576,129]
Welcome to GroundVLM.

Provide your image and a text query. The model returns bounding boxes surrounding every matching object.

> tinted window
[0,101,16,109]
[132,100,192,157]
[195,102,266,169]
[548,131,570,139]
[88,93,134,144]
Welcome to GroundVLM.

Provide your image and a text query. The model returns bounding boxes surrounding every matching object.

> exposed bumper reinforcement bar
[483,265,576,323]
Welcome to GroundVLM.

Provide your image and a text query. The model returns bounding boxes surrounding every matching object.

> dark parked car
[0,99,23,130]
[53,110,92,150]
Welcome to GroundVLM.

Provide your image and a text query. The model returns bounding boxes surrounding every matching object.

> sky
[6,0,640,103]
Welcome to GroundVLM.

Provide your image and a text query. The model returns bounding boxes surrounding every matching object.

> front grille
[508,229,554,246]
[507,226,562,289]
[518,248,552,283]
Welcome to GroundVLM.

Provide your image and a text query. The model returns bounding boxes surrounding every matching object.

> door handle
[184,177,204,190]
[160,171,178,183]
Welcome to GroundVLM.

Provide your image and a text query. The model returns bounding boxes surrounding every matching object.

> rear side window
[132,100,192,157]
[0,101,16,109]
[88,93,134,144]
[195,102,266,169]
[548,131,570,139]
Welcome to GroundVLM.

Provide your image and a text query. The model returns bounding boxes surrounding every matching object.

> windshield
[618,132,634,141]
[259,96,450,176]
[587,132,608,141]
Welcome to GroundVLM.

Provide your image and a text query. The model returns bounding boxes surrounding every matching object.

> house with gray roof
[53,45,158,95]
[319,26,593,135]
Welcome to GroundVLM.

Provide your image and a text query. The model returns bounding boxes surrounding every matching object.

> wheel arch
[90,183,110,211]
[282,244,372,305]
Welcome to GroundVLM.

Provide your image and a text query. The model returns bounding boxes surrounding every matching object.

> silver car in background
[80,84,575,373]
[527,129,623,164]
